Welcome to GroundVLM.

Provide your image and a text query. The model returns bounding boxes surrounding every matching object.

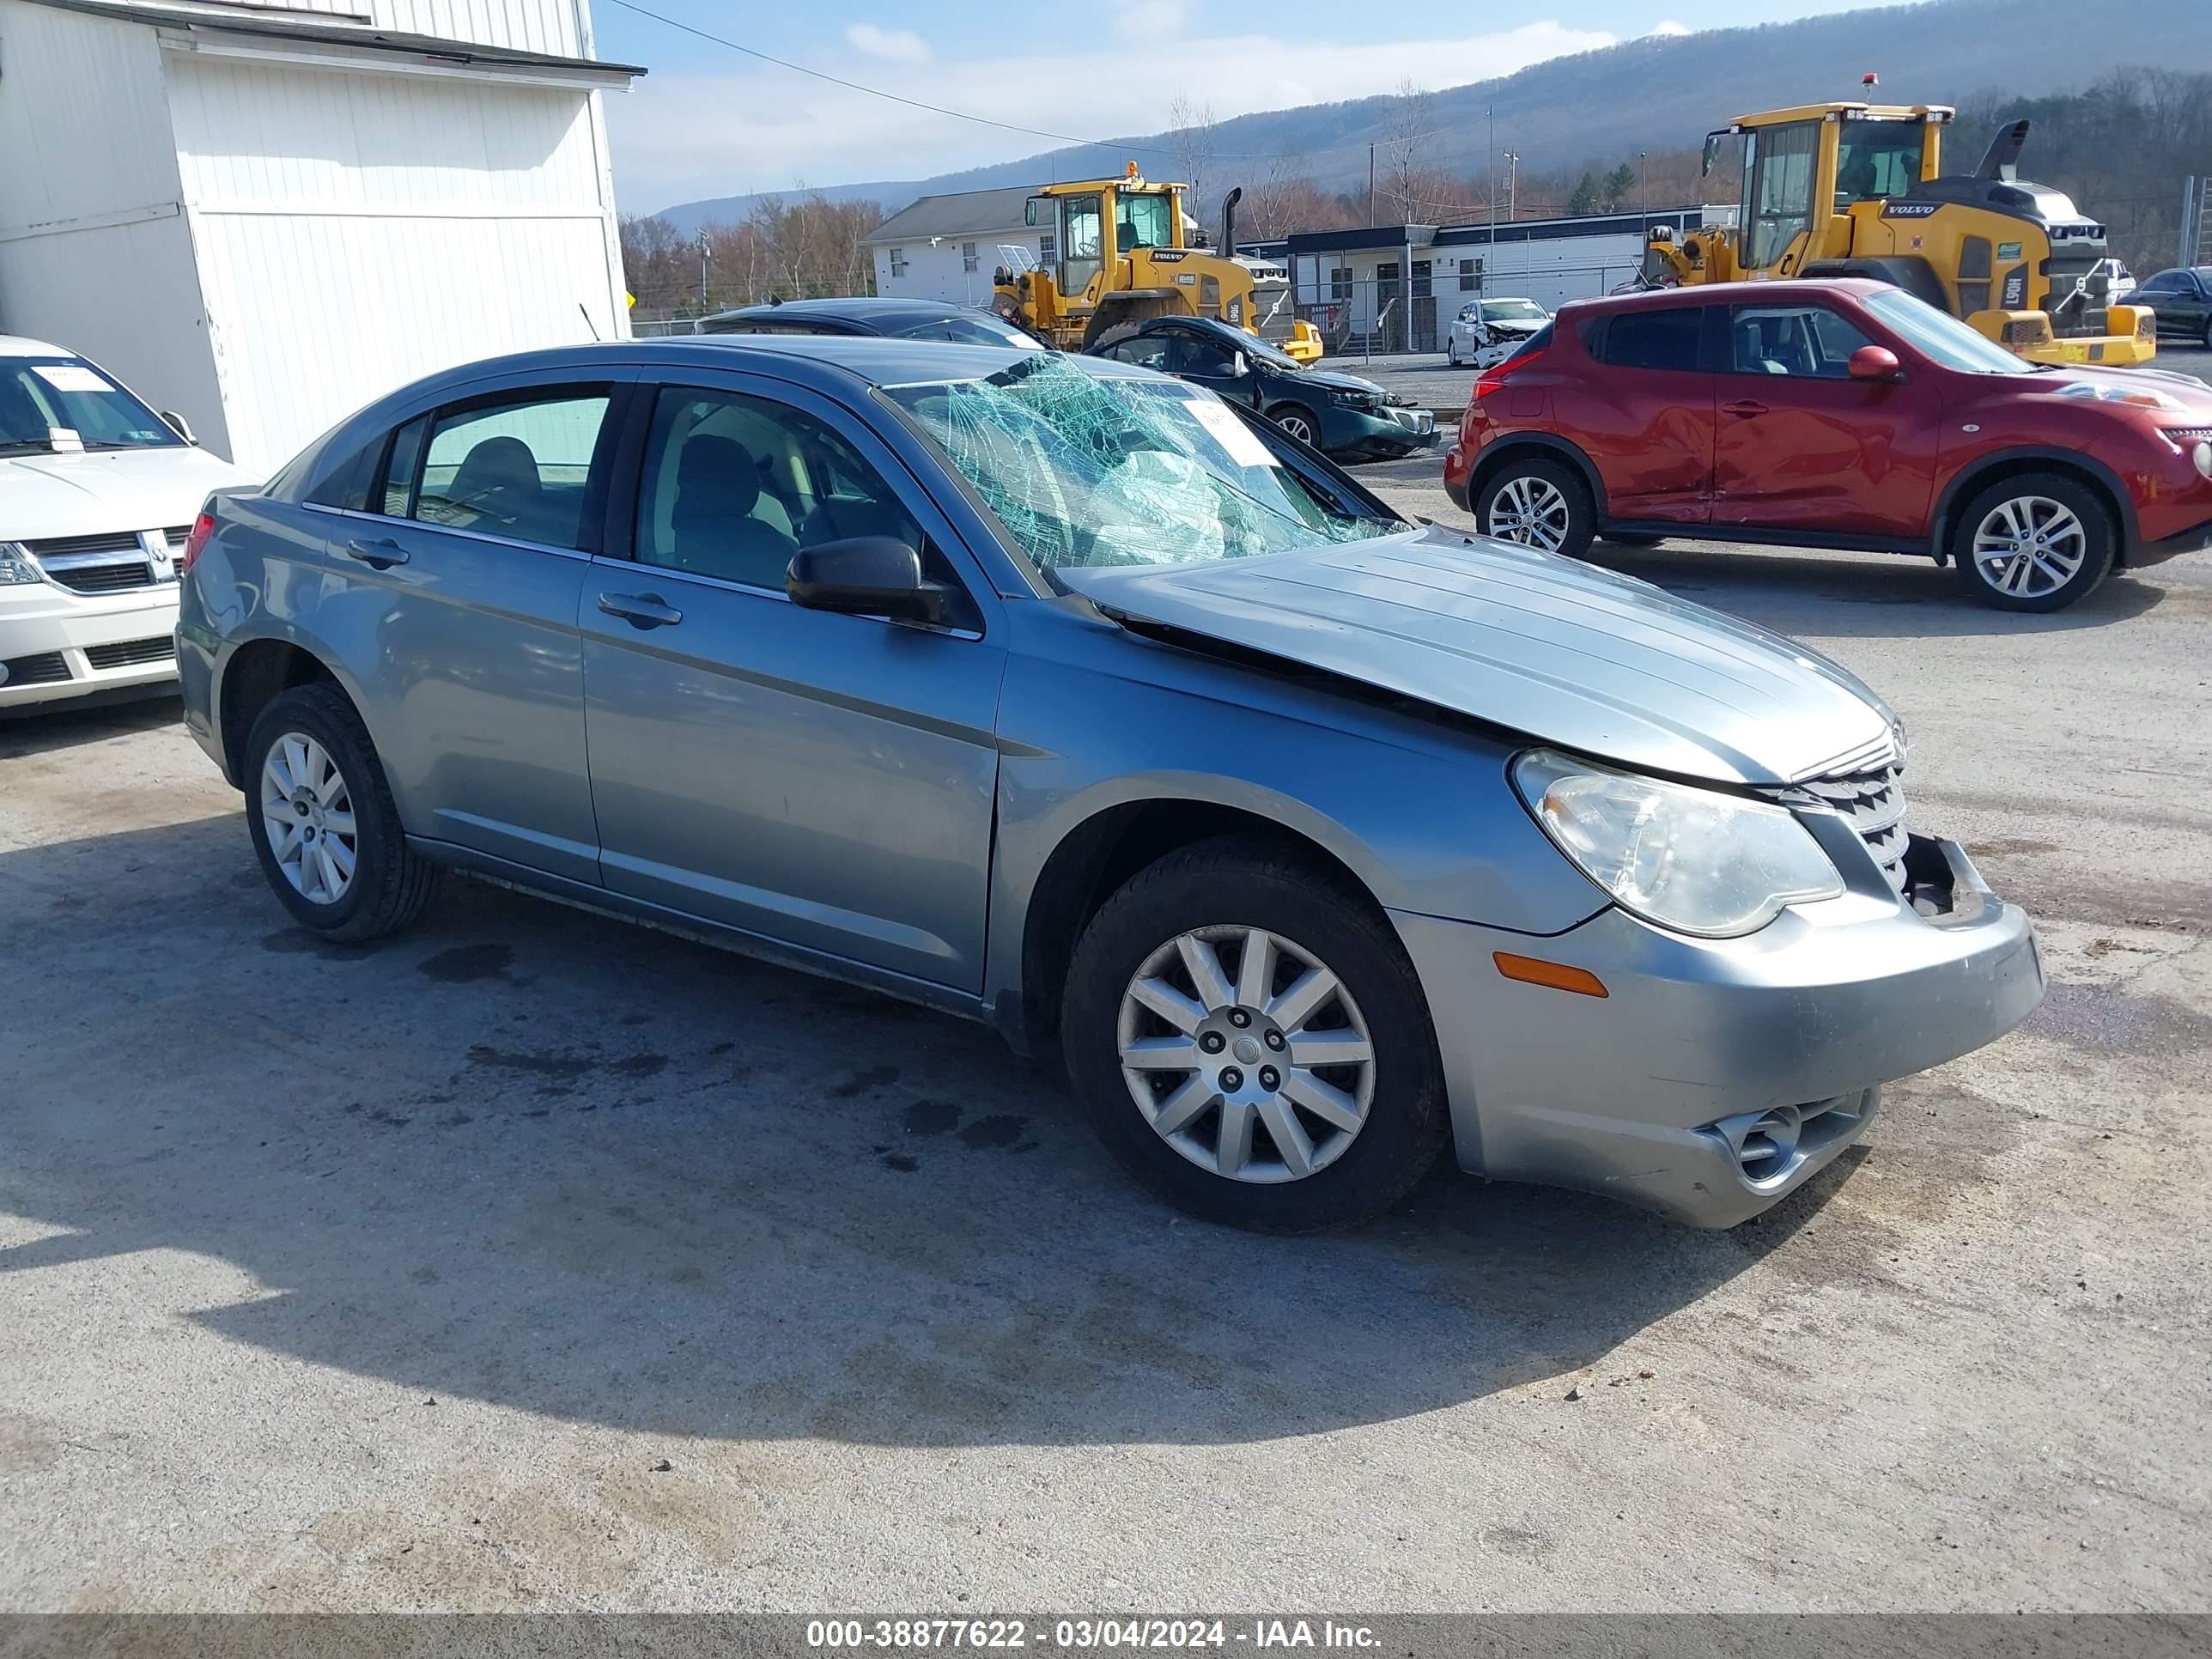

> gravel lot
[3,476,2209,1615]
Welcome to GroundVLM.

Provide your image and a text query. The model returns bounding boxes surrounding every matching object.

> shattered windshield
[882,356,1404,573]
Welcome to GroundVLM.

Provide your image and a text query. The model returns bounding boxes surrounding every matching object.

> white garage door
[167,53,623,476]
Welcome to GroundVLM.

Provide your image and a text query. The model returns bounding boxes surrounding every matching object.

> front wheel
[1061,839,1449,1232]
[1267,403,1320,447]
[1474,457,1595,559]
[244,683,441,941]
[1953,471,2116,611]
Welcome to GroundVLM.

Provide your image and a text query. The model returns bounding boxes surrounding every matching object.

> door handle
[343,537,409,568]
[598,592,684,629]
[1723,399,1769,418]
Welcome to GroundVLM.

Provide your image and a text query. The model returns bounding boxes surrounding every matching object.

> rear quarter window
[1594,307,1704,371]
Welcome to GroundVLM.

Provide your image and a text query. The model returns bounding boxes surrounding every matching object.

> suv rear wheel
[1954,471,2116,611]
[244,684,441,942]
[1474,457,1595,558]
[1060,838,1449,1232]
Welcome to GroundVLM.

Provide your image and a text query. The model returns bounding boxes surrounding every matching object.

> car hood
[2036,362,2212,415]
[2,445,255,542]
[1060,526,1897,786]
[1479,318,1547,337]
[1293,368,1387,397]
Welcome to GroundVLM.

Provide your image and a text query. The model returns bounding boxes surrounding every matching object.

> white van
[1,337,253,710]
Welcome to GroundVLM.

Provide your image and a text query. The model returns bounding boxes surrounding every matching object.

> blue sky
[595,0,1896,214]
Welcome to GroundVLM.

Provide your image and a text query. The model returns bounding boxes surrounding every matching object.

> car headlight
[0,542,48,586]
[1512,748,1844,938]
[1325,386,1378,409]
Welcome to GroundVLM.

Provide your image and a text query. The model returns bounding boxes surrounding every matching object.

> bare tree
[1167,94,1218,207]
[1380,79,1454,223]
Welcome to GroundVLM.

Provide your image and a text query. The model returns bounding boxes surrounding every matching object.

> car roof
[1124,313,1250,347]
[0,334,74,356]
[1559,278,1892,320]
[703,296,1007,332]
[372,335,1146,410]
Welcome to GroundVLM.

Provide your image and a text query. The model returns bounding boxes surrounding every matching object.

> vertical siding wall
[0,2,228,452]
[167,53,623,475]
[250,0,589,56]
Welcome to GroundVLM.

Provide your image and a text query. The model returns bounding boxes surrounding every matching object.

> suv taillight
[177,505,216,574]
[1473,348,1544,399]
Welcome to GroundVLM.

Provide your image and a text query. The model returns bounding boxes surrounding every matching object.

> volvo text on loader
[1644,92,2154,368]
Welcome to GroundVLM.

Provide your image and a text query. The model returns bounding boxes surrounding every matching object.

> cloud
[1115,0,1187,40]
[842,23,931,63]
[610,21,1618,213]
[1649,19,1692,35]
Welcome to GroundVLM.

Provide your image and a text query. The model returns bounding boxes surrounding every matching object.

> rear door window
[1595,308,1705,371]
[410,388,612,550]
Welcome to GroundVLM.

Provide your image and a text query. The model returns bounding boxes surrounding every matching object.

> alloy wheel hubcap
[1115,925,1376,1184]
[1972,495,2087,599]
[259,732,358,904]
[1488,475,1571,551]
[1279,414,1313,441]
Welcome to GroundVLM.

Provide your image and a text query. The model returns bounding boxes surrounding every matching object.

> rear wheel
[1474,456,1595,558]
[1267,403,1320,447]
[2200,316,2212,351]
[1953,471,2115,611]
[1061,839,1449,1232]
[1446,339,1462,367]
[244,684,441,942]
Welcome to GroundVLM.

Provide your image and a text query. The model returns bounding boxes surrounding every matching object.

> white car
[1445,297,1552,368]
[1,337,252,711]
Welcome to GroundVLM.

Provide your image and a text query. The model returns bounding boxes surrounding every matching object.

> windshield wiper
[0,439,56,455]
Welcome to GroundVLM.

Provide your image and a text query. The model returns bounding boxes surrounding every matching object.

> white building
[862,185,1048,307]
[1286,206,1738,353]
[0,0,641,476]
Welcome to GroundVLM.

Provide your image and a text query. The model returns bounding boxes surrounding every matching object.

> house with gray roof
[860,185,1048,306]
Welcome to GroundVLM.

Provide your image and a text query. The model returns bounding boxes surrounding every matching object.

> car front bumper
[1326,405,1439,460]
[0,580,180,710]
[1390,835,2046,1227]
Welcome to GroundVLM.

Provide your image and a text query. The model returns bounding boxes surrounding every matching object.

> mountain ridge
[646,0,2209,234]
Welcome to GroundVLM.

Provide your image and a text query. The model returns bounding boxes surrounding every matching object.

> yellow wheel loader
[994,166,1324,363]
[1645,99,2155,367]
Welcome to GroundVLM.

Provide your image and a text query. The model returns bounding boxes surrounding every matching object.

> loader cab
[1027,174,1188,304]
[1724,103,1951,276]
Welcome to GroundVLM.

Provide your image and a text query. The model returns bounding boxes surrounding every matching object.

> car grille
[24,531,166,595]
[1,650,73,687]
[1770,765,1909,895]
[83,635,175,670]
[24,531,143,557]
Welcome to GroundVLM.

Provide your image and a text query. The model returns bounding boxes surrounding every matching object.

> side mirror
[1230,351,1250,377]
[1702,133,1721,178]
[787,537,948,625]
[1848,344,1902,382]
[1024,196,1045,228]
[160,410,196,445]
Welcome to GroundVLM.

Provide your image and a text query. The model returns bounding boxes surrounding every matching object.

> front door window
[1060,194,1103,297]
[1742,120,1820,271]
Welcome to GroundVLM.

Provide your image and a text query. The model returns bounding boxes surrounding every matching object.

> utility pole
[1504,151,1520,222]
[696,231,710,312]
[1368,143,1376,228]
[1487,106,1496,283]
[1640,151,1649,228]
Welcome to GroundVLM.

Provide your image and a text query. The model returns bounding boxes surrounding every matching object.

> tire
[1060,836,1449,1232]
[1446,341,1461,367]
[1605,532,1666,548]
[2200,317,2212,351]
[1267,403,1321,447]
[1952,471,2116,612]
[1473,456,1595,559]
[243,683,441,942]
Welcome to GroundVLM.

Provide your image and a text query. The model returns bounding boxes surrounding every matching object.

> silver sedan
[176,337,2045,1231]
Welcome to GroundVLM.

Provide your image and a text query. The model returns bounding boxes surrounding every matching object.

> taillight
[178,505,216,574]
[1474,349,1544,399]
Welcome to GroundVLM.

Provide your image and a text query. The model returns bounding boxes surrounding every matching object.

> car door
[311,376,627,885]
[1580,304,1716,525]
[1711,300,1942,539]
[579,374,1007,992]
[1160,330,1263,409]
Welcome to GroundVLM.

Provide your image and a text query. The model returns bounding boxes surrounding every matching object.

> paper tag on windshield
[1188,398,1280,469]
[34,364,110,393]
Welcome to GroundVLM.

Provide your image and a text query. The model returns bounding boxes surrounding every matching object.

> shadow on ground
[0,815,1863,1450]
